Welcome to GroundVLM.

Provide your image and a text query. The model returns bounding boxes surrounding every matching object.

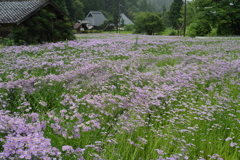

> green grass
[103,31,133,34]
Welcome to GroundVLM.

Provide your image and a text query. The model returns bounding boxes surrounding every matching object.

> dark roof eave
[16,0,74,25]
[0,22,16,25]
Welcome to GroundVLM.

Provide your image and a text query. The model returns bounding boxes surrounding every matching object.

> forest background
[53,0,172,22]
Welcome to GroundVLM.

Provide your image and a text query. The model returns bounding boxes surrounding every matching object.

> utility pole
[183,0,187,37]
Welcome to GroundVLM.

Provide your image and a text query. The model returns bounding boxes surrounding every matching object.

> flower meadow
[0,34,240,160]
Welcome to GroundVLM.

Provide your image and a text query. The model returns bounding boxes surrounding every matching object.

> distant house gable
[85,11,107,26]
[120,13,134,25]
[88,13,93,17]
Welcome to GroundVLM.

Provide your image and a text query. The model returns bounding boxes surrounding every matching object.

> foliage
[53,0,173,24]
[97,20,111,31]
[12,9,75,45]
[124,24,135,31]
[133,12,165,35]
[162,4,167,15]
[194,0,240,35]
[0,37,15,46]
[207,28,218,37]
[168,29,178,36]
[158,27,176,36]
[168,0,183,30]
[179,1,197,27]
[187,19,212,37]
[139,0,148,11]
[162,10,171,28]
[66,0,85,21]
[120,19,125,27]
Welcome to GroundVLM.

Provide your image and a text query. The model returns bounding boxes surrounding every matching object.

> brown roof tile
[74,23,81,29]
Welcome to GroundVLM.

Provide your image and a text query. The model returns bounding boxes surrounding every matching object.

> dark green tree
[162,10,171,27]
[52,0,174,25]
[194,0,240,35]
[169,0,183,30]
[147,2,155,12]
[182,1,197,26]
[139,0,147,11]
[120,19,125,27]
[113,1,119,28]
[53,0,68,13]
[188,19,212,37]
[12,9,75,45]
[74,0,85,20]
[133,12,165,35]
[162,4,167,15]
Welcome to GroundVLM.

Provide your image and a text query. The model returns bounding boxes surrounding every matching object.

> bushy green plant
[169,29,177,36]
[188,20,212,37]
[158,28,176,36]
[133,12,165,35]
[207,28,218,37]
[1,38,15,46]
[124,24,134,31]
[194,0,240,36]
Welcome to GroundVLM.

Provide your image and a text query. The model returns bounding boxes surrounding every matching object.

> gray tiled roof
[120,13,134,25]
[0,1,47,24]
[85,11,107,26]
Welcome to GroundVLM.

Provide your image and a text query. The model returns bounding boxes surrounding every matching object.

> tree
[133,12,165,35]
[147,2,155,12]
[169,0,183,30]
[12,9,75,44]
[162,10,171,28]
[53,0,68,13]
[188,19,212,37]
[194,0,240,35]
[179,1,197,27]
[66,0,84,21]
[113,0,119,29]
[120,19,125,27]
[162,4,167,15]
[140,0,147,11]
[72,0,84,20]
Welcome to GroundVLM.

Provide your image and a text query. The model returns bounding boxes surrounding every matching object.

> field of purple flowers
[0,34,240,160]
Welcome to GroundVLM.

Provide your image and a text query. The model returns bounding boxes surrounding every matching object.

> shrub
[0,38,15,46]
[169,29,177,36]
[133,12,164,35]
[207,28,218,37]
[187,20,212,37]
[124,24,135,31]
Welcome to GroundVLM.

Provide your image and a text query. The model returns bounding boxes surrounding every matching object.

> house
[119,13,134,25]
[74,20,90,31]
[85,11,107,27]
[0,0,74,44]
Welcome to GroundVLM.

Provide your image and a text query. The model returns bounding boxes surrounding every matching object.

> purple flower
[156,149,165,155]
[230,142,238,147]
[225,137,232,141]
